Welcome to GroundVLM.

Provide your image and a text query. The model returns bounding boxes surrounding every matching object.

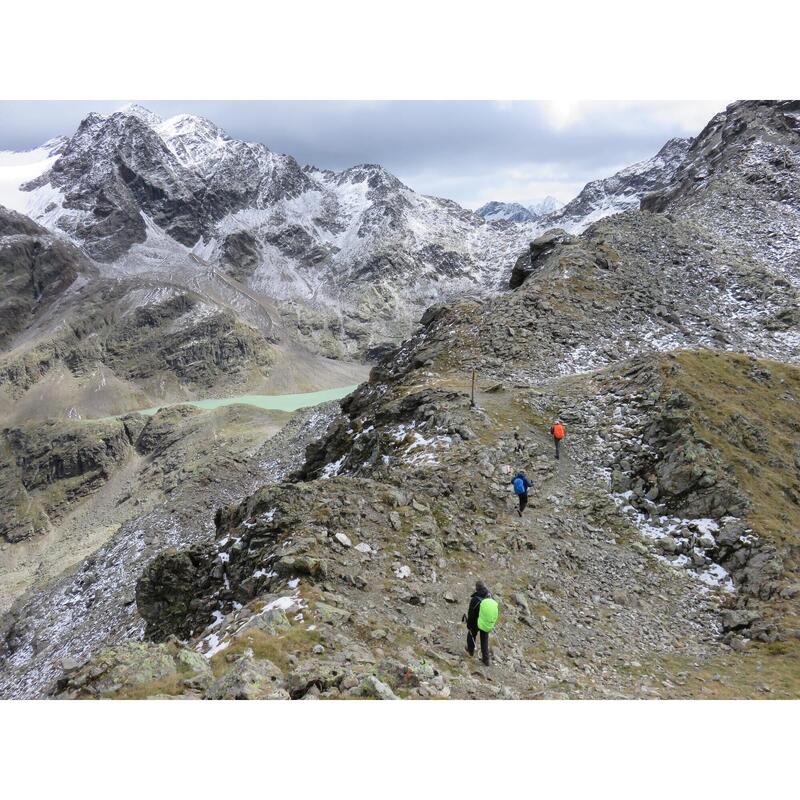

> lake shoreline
[125,384,359,418]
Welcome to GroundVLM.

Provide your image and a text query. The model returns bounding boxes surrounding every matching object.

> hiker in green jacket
[464,581,499,666]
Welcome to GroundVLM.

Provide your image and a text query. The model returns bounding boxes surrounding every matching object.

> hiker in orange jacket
[550,420,565,460]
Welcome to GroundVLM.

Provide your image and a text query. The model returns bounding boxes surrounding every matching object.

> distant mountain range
[2,100,796,430]
[476,196,563,222]
[476,138,693,231]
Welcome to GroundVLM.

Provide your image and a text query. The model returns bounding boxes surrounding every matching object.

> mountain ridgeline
[1,100,799,699]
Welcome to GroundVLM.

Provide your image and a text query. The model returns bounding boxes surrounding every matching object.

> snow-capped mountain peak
[528,195,562,216]
[475,201,536,222]
[476,196,564,223]
[543,136,693,233]
[155,113,234,169]
[116,103,164,127]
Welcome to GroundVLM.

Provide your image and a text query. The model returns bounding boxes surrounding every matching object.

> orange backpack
[552,423,565,440]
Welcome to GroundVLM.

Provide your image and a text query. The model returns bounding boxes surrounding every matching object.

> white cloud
[540,100,589,130]
[539,100,730,135]
[400,160,606,210]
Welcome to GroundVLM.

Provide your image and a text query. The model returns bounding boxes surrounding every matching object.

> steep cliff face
[0,418,134,543]
[0,280,277,418]
[21,109,312,261]
[0,206,94,349]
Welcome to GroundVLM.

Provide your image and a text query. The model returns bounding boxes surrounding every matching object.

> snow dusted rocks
[543,137,692,233]
[0,402,339,698]
[642,100,800,286]
[539,349,800,641]
[7,105,540,354]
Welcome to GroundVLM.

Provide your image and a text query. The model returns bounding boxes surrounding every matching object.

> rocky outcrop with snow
[641,100,800,286]
[542,137,692,233]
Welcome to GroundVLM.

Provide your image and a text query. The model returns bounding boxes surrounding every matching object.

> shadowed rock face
[508,229,577,288]
[135,543,225,641]
[0,280,276,403]
[22,110,312,261]
[0,206,93,349]
[0,418,134,543]
[221,231,262,280]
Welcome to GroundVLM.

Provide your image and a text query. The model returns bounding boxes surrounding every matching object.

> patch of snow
[0,145,61,214]
[199,632,230,658]
[252,568,277,579]
[696,563,735,592]
[321,455,346,479]
[261,593,303,613]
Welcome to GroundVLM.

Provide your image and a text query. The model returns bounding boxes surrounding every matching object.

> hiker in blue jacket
[512,471,533,516]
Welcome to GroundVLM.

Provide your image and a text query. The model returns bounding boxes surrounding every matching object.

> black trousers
[554,437,561,459]
[467,626,491,664]
[518,492,528,513]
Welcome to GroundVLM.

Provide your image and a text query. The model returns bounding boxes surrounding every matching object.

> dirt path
[386,416,723,698]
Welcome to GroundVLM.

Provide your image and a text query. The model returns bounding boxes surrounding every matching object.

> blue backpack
[513,476,526,495]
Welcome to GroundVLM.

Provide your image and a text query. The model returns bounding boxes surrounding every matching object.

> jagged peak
[335,162,407,191]
[476,201,535,222]
[156,113,228,141]
[528,195,563,216]
[115,103,163,126]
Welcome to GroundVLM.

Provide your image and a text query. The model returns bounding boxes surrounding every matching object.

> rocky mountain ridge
[14,106,536,342]
[544,136,693,233]
[0,103,729,426]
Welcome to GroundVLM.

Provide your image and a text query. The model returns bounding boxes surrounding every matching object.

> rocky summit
[1,100,799,699]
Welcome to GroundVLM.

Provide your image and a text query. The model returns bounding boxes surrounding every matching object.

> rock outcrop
[0,418,134,542]
[0,205,94,349]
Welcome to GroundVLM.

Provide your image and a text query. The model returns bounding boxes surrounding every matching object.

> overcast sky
[0,100,727,210]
